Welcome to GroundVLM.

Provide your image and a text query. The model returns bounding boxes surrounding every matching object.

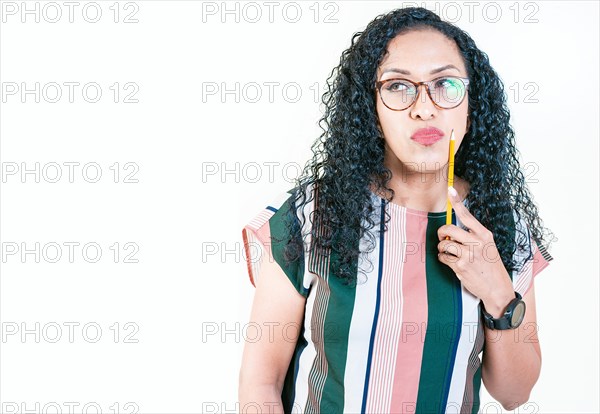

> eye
[435,77,462,90]
[385,80,411,92]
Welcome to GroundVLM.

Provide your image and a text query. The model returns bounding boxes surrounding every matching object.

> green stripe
[415,213,462,413]
[269,196,308,297]
[318,229,358,413]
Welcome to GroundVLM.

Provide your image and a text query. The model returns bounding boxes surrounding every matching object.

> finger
[438,224,471,243]
[447,186,486,235]
[437,249,461,270]
[437,240,462,257]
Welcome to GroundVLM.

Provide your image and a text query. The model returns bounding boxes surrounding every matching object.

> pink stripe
[241,210,275,287]
[366,204,406,412]
[522,241,550,296]
[247,210,274,235]
[531,241,550,278]
[514,259,532,296]
[389,211,429,411]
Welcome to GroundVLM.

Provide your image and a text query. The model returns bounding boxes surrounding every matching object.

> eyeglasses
[375,76,470,111]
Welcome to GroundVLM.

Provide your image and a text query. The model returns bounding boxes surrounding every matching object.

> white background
[0,1,598,413]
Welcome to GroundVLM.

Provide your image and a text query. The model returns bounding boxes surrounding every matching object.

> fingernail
[448,186,458,197]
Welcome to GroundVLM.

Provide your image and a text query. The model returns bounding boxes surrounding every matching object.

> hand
[437,186,514,317]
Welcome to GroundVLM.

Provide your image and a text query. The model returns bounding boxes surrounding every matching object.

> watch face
[511,302,526,327]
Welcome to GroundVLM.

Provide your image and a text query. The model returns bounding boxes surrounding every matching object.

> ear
[466,114,471,131]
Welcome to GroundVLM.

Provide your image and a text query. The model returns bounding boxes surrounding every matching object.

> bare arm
[481,283,542,411]
[238,246,307,413]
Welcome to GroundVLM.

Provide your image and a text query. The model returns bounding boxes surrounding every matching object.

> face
[375,29,470,175]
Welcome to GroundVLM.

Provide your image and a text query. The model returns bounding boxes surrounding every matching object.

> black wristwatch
[481,291,526,330]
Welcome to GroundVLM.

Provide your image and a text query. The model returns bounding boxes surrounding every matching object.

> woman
[239,7,555,414]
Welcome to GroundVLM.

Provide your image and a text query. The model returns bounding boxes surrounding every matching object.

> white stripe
[445,204,481,411]
[445,284,480,411]
[289,184,318,412]
[342,194,383,413]
[298,183,318,292]
[292,277,318,412]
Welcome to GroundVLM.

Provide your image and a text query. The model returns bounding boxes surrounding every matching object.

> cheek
[376,103,404,138]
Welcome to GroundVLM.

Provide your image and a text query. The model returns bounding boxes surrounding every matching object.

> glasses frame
[375,76,470,111]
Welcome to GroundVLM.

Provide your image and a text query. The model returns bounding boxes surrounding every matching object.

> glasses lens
[380,77,467,110]
[380,80,417,110]
[432,77,466,108]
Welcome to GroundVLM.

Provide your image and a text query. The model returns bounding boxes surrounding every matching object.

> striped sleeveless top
[242,185,553,414]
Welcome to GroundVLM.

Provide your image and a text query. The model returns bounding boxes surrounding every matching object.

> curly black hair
[279,6,556,286]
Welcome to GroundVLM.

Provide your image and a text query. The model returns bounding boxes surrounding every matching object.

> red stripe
[366,203,406,412]
[241,210,275,287]
[390,210,429,410]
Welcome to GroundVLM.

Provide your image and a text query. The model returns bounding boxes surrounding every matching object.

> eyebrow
[381,64,461,76]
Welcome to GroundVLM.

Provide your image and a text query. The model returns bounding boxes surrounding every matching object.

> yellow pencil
[445,129,455,240]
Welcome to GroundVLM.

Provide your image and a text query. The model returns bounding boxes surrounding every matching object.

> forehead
[378,29,466,76]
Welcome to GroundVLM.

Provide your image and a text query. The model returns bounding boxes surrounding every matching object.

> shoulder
[241,183,318,252]
[510,210,554,296]
[241,186,312,295]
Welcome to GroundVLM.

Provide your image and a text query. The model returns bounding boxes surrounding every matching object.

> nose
[409,84,438,120]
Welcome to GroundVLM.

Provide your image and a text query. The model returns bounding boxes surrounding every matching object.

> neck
[374,159,462,212]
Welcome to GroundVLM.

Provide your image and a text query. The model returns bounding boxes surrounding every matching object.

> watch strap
[481,291,522,330]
